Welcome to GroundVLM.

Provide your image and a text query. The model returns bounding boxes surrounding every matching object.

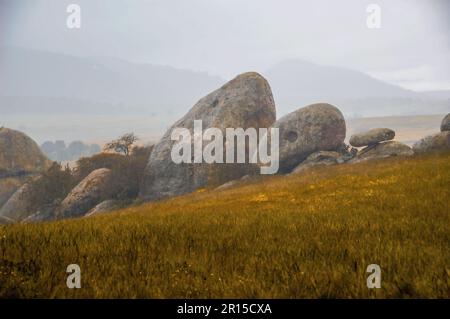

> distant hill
[263,59,449,117]
[0,47,225,117]
[1,49,448,142]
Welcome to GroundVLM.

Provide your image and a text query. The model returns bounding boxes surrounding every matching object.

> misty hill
[0,47,225,117]
[1,48,449,143]
[264,60,449,117]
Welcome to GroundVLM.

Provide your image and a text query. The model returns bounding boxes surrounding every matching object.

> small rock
[413,131,450,154]
[349,128,395,147]
[440,113,450,132]
[215,180,239,191]
[84,200,120,217]
[291,151,341,174]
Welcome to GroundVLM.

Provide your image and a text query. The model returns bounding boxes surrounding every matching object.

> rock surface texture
[273,103,346,173]
[440,113,450,132]
[0,180,37,222]
[412,131,450,154]
[291,151,342,173]
[140,72,276,201]
[349,128,395,147]
[59,168,112,218]
[352,141,413,162]
[85,199,120,217]
[0,127,51,175]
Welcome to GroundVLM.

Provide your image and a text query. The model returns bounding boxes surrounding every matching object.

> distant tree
[104,133,138,156]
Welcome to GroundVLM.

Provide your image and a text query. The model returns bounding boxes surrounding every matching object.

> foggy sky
[1,0,449,91]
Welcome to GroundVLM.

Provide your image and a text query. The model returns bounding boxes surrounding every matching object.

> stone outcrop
[139,72,276,201]
[59,168,112,218]
[412,131,450,154]
[352,141,413,162]
[272,103,346,173]
[291,151,342,173]
[0,180,37,222]
[440,113,450,132]
[349,128,395,147]
[84,199,120,217]
[0,127,51,175]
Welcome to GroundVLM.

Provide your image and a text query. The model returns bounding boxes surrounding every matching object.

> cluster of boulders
[412,114,450,154]
[348,128,413,163]
[0,71,449,224]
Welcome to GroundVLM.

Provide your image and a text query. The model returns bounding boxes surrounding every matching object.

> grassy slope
[1,153,449,298]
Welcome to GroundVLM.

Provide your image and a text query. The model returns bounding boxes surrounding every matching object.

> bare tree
[104,133,138,156]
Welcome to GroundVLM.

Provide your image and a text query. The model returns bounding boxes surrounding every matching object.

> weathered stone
[273,103,346,173]
[0,180,37,222]
[84,199,120,217]
[140,72,276,201]
[0,215,14,225]
[291,151,341,174]
[214,180,239,191]
[440,113,450,132]
[349,128,395,147]
[351,141,413,162]
[412,131,450,154]
[0,177,25,208]
[0,127,51,175]
[59,168,112,218]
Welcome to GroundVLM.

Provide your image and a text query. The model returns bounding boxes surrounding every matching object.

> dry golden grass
[1,153,449,298]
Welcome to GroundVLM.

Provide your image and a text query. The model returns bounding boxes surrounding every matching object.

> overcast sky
[1,0,449,91]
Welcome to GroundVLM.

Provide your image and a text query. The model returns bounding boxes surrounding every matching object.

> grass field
[1,153,449,298]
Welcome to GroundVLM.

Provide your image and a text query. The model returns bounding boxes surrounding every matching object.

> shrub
[28,162,76,212]
[74,145,154,201]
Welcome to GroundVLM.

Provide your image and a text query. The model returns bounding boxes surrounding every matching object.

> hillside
[1,153,449,298]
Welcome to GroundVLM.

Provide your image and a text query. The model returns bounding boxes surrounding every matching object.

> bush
[28,162,77,212]
[74,145,154,201]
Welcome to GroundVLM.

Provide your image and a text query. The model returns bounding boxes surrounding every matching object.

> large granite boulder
[0,127,51,175]
[273,103,346,173]
[352,141,413,162]
[59,168,112,218]
[0,128,51,214]
[349,128,395,147]
[440,113,450,132]
[412,131,450,154]
[139,72,276,201]
[0,180,37,222]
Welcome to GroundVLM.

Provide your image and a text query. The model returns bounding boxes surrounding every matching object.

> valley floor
[1,153,449,298]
